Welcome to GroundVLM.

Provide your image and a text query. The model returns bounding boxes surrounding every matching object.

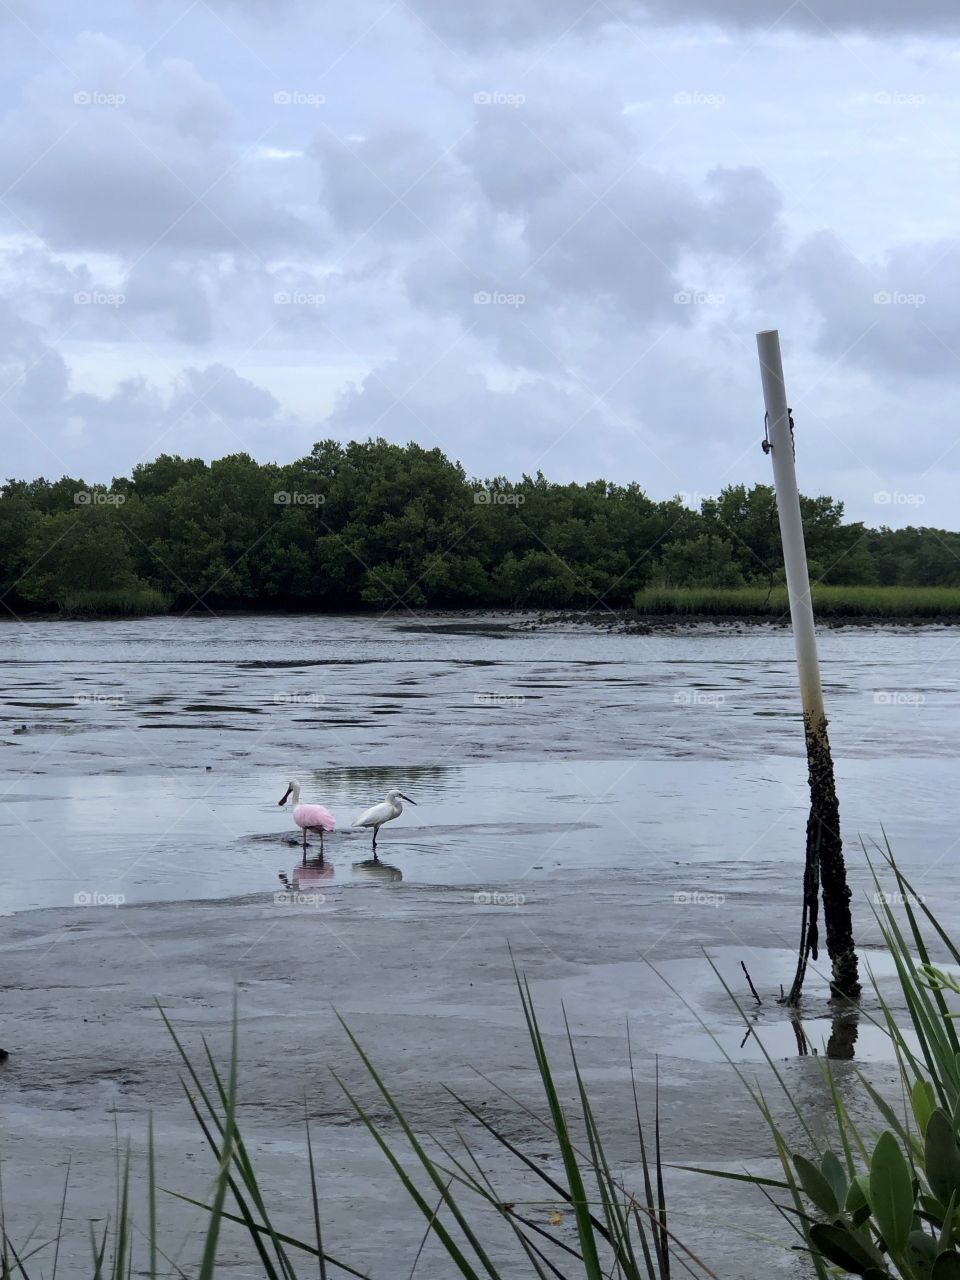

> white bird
[352,789,416,855]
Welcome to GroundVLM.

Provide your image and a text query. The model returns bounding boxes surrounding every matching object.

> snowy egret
[278,780,335,854]
[352,789,416,855]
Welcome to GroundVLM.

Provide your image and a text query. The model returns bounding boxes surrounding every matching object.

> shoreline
[2,604,958,629]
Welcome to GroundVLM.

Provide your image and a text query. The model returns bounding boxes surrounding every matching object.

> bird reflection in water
[351,857,402,884]
[278,854,335,896]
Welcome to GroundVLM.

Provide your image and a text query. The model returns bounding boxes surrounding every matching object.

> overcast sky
[1,0,957,526]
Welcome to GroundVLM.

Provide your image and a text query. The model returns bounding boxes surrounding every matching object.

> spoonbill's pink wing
[293,803,336,831]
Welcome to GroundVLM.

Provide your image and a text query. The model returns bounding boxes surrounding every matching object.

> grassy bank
[632,584,960,618]
[58,587,172,616]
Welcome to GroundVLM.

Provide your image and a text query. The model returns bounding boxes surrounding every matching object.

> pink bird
[278,779,335,856]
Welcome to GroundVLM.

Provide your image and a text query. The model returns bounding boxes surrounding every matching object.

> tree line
[0,439,956,612]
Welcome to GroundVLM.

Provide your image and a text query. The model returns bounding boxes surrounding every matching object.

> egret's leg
[372,825,379,859]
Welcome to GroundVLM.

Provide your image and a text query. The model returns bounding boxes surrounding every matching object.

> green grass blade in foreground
[331,1067,487,1280]
[514,971,604,1280]
[560,1007,641,1277]
[158,1002,300,1280]
[147,1118,157,1280]
[336,1009,523,1280]
[197,1005,238,1280]
[304,1108,329,1280]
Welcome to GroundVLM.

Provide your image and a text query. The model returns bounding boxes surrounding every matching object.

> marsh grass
[58,588,171,616]
[632,585,960,618]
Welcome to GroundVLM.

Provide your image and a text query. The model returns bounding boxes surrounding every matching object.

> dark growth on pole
[782,713,861,1004]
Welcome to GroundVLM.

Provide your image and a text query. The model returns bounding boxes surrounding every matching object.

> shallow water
[1,614,957,914]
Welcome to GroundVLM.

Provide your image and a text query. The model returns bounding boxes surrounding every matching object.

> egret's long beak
[399,793,417,805]
[278,785,292,807]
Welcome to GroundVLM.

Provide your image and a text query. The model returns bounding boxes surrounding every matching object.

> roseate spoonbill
[352,789,416,855]
[278,780,335,854]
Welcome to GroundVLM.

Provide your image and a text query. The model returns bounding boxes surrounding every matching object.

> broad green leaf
[914,1079,938,1135]
[926,1110,960,1203]
[809,1223,882,1275]
[870,1131,915,1254]
[846,1174,871,1214]
[794,1153,839,1215]
[821,1150,848,1208]
[933,1253,960,1280]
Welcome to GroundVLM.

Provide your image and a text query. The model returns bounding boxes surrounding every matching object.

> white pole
[755,328,859,1002]
[756,330,824,725]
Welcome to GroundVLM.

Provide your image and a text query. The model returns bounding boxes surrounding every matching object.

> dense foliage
[2,439,959,612]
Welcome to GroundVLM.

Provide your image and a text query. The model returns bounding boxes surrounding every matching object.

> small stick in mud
[740,960,762,1006]
[756,330,861,1004]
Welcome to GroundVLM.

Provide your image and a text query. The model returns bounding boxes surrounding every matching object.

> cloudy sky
[1,0,957,525]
